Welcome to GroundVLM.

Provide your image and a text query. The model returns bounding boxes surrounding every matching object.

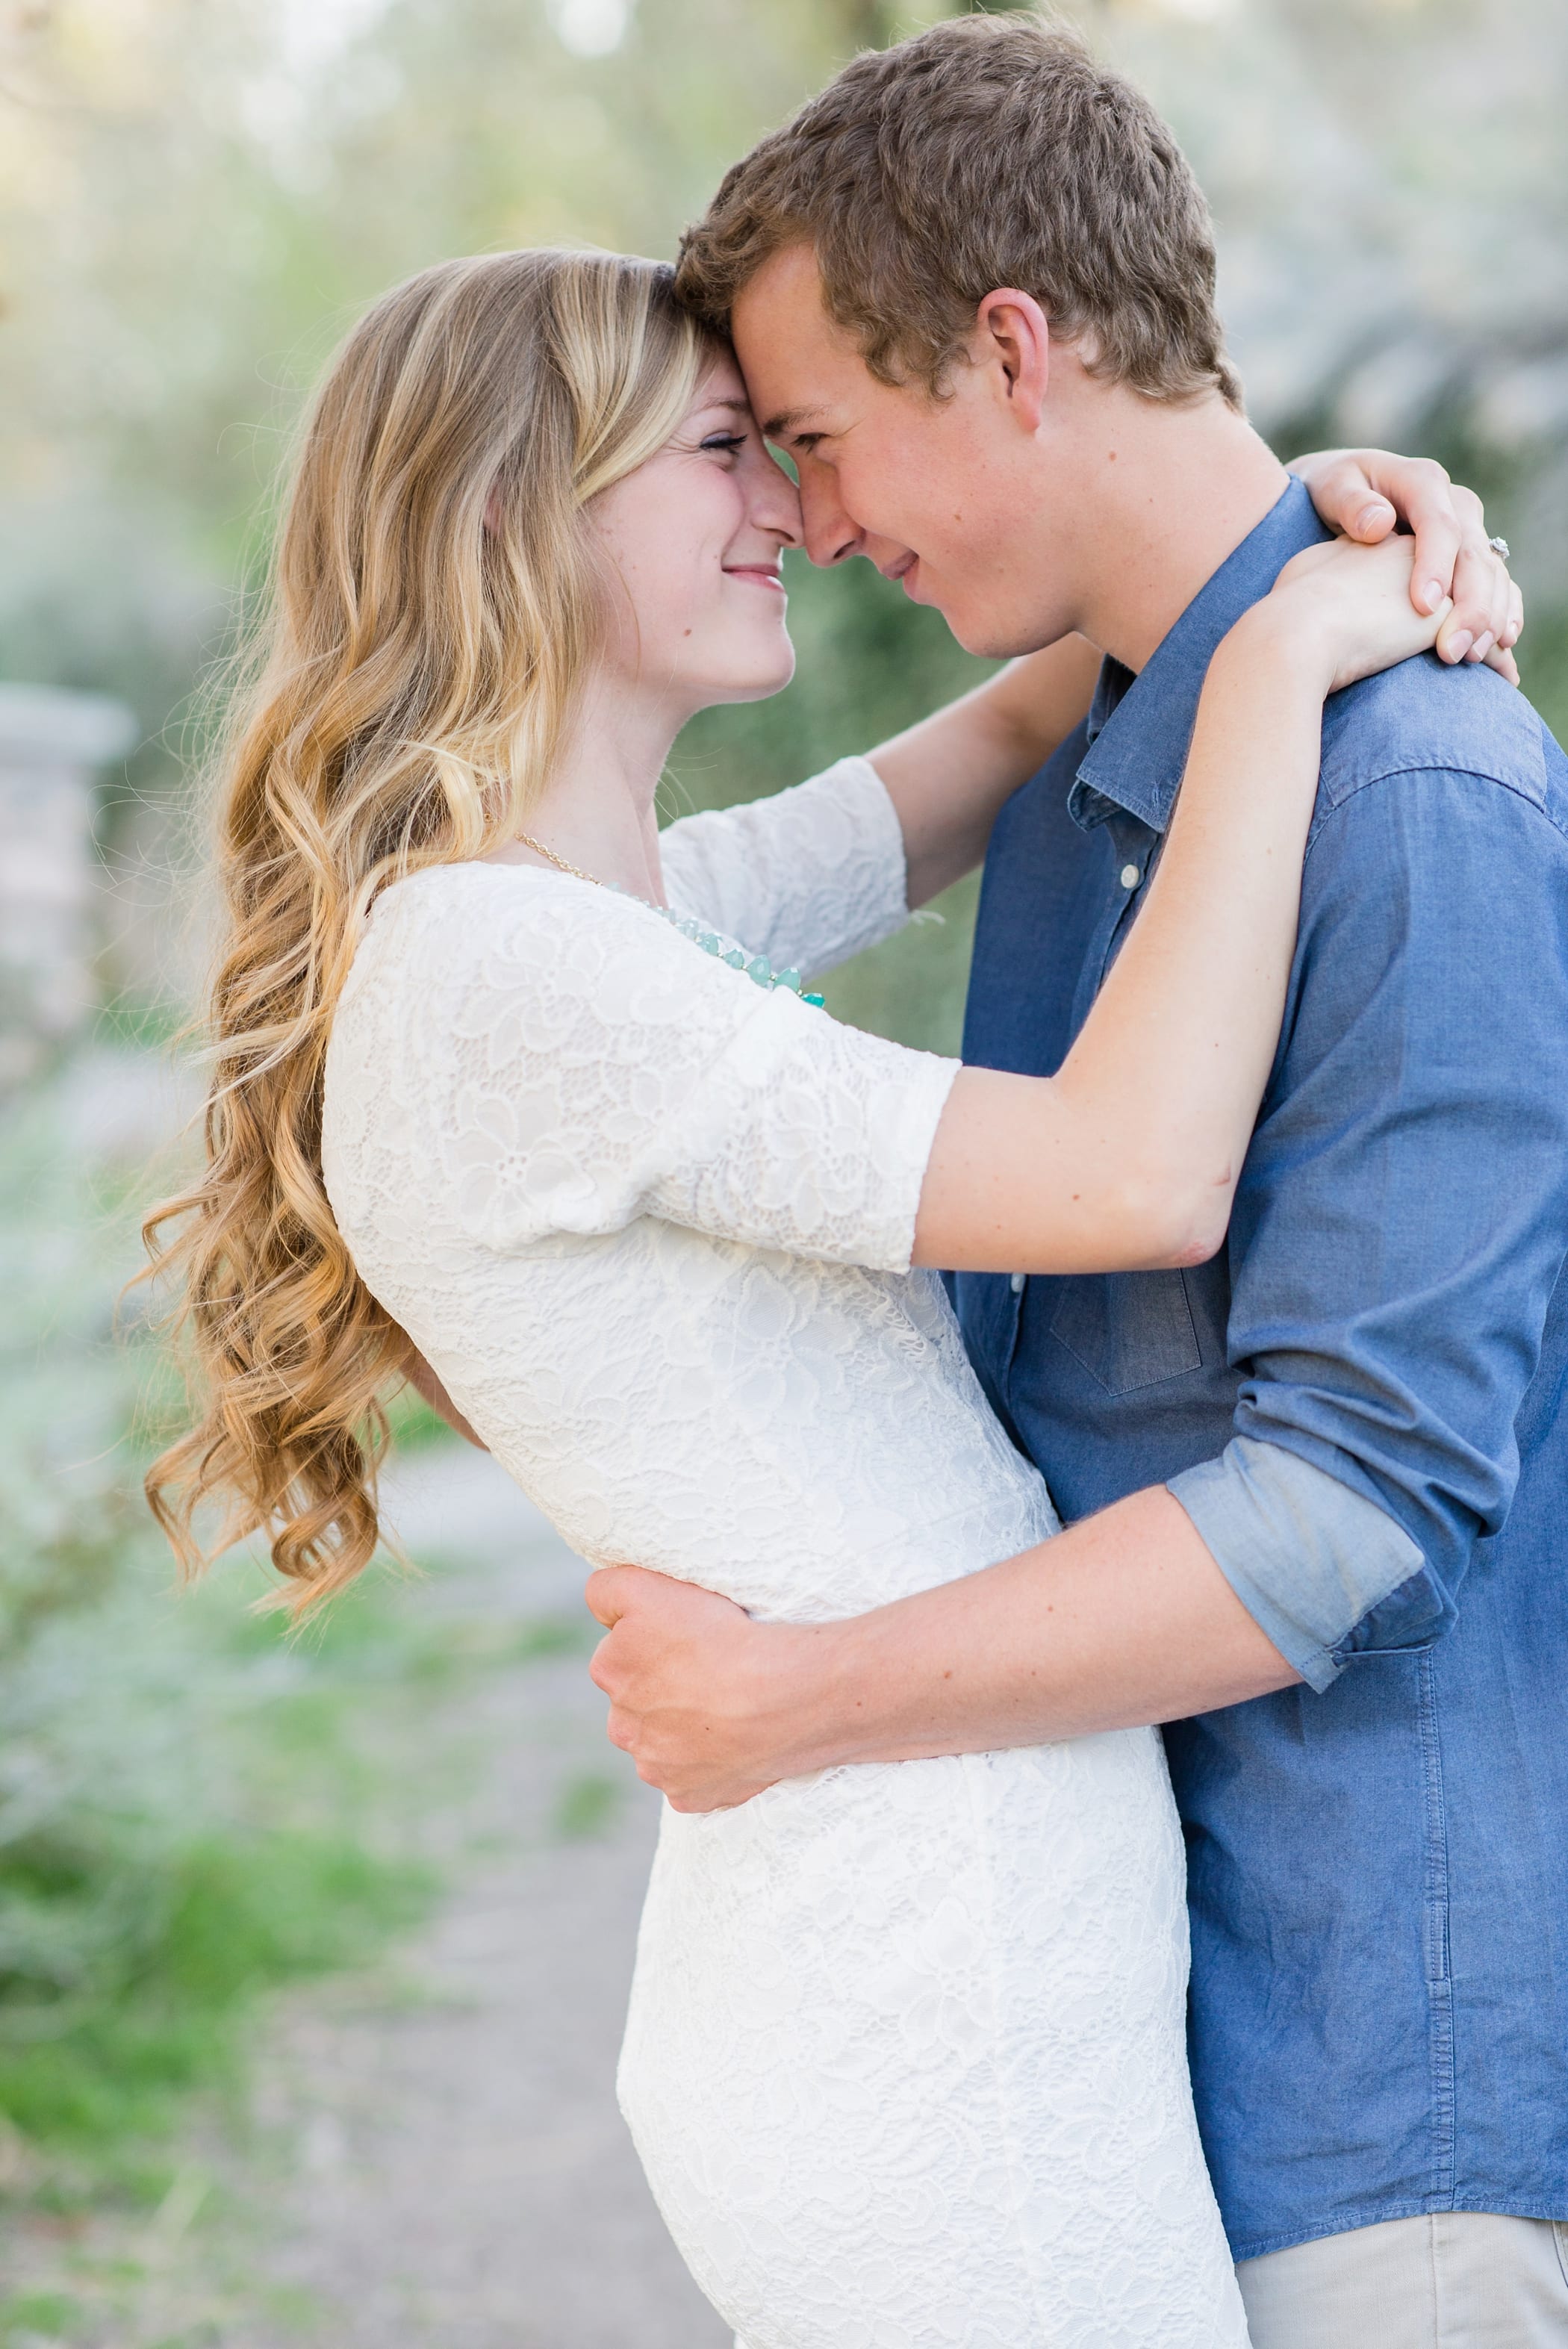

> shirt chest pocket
[1048,1269,1203,1396]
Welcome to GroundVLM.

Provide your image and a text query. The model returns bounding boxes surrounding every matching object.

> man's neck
[1063,393,1292,676]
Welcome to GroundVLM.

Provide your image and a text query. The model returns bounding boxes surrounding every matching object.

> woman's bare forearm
[913,612,1326,1275]
[1046,615,1325,1238]
[868,635,1102,906]
[912,538,1447,1279]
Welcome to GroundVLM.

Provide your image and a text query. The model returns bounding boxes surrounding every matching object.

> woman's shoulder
[370,856,578,936]
[353,859,660,987]
[326,862,699,1161]
[337,860,740,1068]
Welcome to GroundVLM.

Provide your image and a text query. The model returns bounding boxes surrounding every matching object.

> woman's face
[588,347,802,715]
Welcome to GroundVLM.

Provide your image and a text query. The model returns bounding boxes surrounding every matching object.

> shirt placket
[1066,811,1162,1039]
[1003,809,1160,1330]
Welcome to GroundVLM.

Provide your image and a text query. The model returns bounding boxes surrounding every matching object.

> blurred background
[1,0,1565,2341]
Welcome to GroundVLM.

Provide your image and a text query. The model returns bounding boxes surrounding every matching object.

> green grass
[0,1830,431,2174]
[552,1773,620,1842]
[0,1101,589,2227]
[0,1543,600,2201]
[508,1614,597,1663]
[0,2292,83,2343]
[0,1539,460,2200]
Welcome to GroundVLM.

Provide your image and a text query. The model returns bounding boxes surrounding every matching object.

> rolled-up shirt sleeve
[1170,1437,1424,1690]
[1169,767,1568,1684]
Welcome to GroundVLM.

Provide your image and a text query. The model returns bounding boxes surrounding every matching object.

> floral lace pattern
[321,757,1249,2346]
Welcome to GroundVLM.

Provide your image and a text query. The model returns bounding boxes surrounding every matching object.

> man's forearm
[587,1485,1299,1812]
[788,1485,1299,1770]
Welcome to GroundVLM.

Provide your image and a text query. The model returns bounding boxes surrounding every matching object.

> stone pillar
[0,683,138,1092]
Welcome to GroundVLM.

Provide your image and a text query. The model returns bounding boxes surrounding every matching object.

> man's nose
[799,464,861,569]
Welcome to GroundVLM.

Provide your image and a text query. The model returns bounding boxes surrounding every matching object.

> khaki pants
[738,2215,1568,2348]
[1237,2212,1568,2347]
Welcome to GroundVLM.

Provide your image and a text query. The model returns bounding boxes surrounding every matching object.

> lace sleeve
[659,756,909,979]
[350,865,958,1272]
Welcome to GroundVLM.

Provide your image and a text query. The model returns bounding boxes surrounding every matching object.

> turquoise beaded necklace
[514,831,826,1008]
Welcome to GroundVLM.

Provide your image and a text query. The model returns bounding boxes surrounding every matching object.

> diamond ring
[1488,535,1511,560]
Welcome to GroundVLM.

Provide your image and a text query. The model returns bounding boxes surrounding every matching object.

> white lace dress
[321,757,1249,2349]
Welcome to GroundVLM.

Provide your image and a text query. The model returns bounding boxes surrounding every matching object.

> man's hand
[1289,447,1522,682]
[586,1566,823,1812]
[586,1490,1298,1812]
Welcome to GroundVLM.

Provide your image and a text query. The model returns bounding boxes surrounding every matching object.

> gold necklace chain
[514,830,603,887]
[509,828,826,1009]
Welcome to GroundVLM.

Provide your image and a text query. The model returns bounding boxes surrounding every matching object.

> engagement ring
[1488,535,1511,559]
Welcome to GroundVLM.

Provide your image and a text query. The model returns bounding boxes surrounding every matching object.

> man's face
[730,243,1083,658]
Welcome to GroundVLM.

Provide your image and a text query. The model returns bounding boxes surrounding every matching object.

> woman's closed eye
[700,430,747,461]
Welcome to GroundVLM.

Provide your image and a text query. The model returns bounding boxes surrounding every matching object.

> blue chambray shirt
[956,479,1568,2260]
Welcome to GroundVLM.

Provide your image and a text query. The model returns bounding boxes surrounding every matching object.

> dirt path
[4,1445,729,2347]
[230,1443,730,2348]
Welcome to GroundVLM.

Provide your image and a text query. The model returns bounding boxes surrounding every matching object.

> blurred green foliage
[3,0,1565,1044]
[0,4,1007,2191]
[0,0,1004,1044]
[552,1771,622,1841]
[0,1107,444,2197]
[0,1835,429,2174]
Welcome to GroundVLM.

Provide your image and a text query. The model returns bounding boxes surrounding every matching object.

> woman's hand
[1289,447,1522,680]
[1239,534,1456,700]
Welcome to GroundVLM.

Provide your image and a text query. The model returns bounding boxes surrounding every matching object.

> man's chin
[942,606,1069,662]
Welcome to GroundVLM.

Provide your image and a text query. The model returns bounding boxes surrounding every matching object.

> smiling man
[729,246,1298,685]
[585,16,1568,2344]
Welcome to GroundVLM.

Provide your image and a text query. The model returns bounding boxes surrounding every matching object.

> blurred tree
[0,0,990,1039]
[0,0,1564,1041]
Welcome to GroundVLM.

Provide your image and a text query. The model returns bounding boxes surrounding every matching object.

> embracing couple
[149,14,1568,2346]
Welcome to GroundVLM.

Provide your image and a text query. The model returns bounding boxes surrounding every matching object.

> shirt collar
[1071,476,1333,836]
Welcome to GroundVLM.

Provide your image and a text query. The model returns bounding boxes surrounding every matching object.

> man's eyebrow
[760,406,827,441]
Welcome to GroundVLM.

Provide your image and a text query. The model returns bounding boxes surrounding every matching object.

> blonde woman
[149,251,1489,2345]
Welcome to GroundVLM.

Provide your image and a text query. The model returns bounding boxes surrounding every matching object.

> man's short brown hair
[676,10,1240,411]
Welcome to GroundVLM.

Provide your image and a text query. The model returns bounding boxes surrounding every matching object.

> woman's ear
[483,479,505,535]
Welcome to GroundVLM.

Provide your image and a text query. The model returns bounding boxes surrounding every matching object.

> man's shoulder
[1317,653,1565,832]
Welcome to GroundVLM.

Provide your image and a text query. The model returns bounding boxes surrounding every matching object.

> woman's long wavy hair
[144,249,709,1614]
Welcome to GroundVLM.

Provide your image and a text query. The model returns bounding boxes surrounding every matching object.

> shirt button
[1120,862,1142,889]
[1009,1272,1026,1295]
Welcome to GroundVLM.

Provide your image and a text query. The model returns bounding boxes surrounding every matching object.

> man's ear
[974,288,1051,433]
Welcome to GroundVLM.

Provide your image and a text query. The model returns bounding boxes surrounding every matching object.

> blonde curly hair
[144,248,708,1611]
